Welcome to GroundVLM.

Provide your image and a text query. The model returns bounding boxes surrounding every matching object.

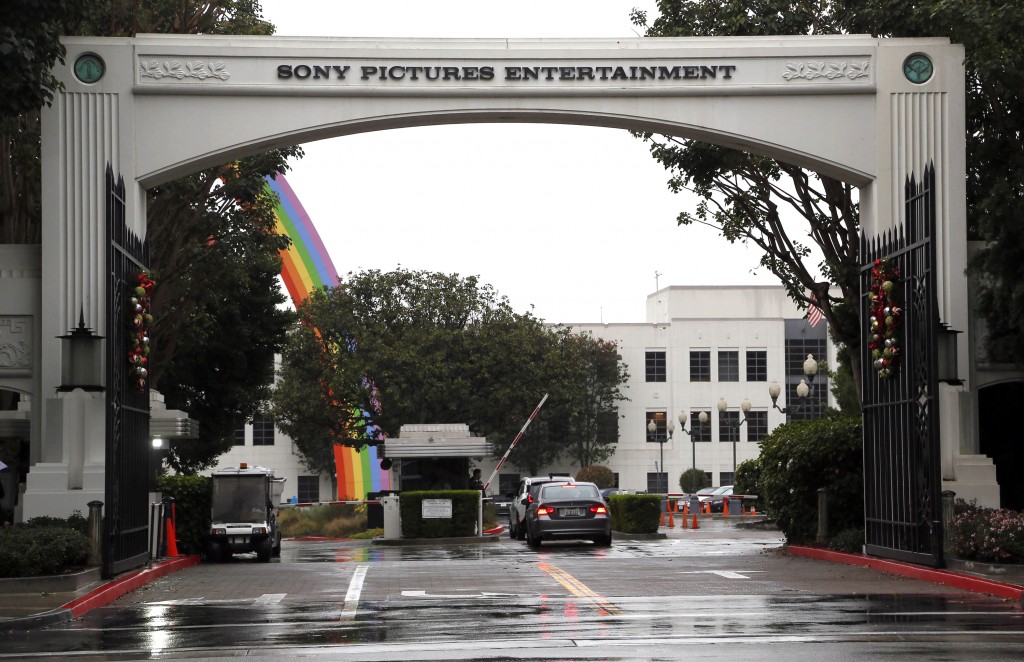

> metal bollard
[941,490,956,557]
[87,500,103,567]
[816,488,828,544]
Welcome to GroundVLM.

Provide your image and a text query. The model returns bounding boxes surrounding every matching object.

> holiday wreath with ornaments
[867,259,902,378]
[128,271,155,392]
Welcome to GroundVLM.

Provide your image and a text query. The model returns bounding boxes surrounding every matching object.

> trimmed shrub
[22,511,88,535]
[757,416,863,545]
[0,526,89,578]
[734,459,760,497]
[827,528,865,553]
[576,465,615,488]
[399,490,479,538]
[678,468,709,493]
[156,474,212,555]
[608,494,660,534]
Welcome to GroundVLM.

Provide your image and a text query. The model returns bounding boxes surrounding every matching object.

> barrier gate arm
[483,393,549,493]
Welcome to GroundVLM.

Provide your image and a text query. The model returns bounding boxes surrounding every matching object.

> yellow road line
[535,562,623,616]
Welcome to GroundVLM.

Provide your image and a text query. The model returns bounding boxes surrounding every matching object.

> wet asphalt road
[1,530,1024,661]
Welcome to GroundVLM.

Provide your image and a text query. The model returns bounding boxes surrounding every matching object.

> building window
[645,411,668,443]
[746,410,768,443]
[297,475,319,504]
[746,350,767,382]
[646,472,668,494]
[252,415,275,446]
[498,473,520,497]
[718,350,739,382]
[688,411,711,442]
[232,425,245,446]
[719,411,740,442]
[720,472,735,486]
[645,350,666,382]
[612,472,620,489]
[690,350,710,382]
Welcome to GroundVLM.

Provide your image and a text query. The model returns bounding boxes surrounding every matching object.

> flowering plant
[128,271,155,392]
[867,258,902,378]
[950,499,1024,564]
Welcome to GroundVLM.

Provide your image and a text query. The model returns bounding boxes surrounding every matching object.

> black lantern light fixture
[57,310,104,392]
[677,409,710,493]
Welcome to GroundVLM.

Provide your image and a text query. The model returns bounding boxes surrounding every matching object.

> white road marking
[678,570,766,579]
[254,593,286,604]
[401,590,524,599]
[341,564,368,618]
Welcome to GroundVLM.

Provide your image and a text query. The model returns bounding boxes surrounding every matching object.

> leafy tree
[576,465,615,488]
[679,467,709,493]
[272,269,629,482]
[633,0,1024,378]
[834,1,1024,366]
[1,0,297,471]
[630,1,862,394]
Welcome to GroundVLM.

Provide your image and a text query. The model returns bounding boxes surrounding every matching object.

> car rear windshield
[540,484,599,500]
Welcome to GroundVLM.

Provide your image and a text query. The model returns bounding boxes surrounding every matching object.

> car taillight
[537,505,555,516]
[589,505,607,515]
[527,494,534,503]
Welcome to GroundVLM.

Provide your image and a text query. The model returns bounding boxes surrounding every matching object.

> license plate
[560,507,583,517]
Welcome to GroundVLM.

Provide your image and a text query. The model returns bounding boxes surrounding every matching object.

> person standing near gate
[469,468,484,491]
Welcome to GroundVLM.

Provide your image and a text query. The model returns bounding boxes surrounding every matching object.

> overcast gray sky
[259,0,779,323]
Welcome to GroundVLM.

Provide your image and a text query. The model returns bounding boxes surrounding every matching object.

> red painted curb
[61,555,201,617]
[787,546,1024,601]
[484,525,505,535]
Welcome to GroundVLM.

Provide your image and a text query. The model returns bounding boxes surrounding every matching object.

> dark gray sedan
[525,481,612,548]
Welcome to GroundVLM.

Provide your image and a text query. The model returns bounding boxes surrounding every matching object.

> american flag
[806,294,824,327]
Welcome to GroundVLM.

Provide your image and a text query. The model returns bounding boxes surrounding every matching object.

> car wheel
[508,519,517,539]
[516,517,527,541]
[594,533,612,547]
[256,539,272,563]
[526,527,541,549]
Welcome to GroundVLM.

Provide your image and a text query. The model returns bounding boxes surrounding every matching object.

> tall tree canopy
[632,0,1024,386]
[272,269,629,480]
[1,0,297,471]
[631,1,862,393]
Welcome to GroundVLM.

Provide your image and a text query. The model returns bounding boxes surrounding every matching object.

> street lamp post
[677,410,710,493]
[768,353,819,416]
[717,397,752,480]
[647,419,675,493]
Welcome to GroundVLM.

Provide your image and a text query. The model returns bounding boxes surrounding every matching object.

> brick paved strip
[788,546,1024,601]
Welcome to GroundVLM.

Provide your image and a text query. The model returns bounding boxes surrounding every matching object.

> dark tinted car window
[540,484,600,500]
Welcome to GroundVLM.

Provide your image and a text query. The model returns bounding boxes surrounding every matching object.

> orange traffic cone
[691,513,699,529]
[683,500,689,516]
[751,505,757,516]
[165,515,179,557]
[667,500,676,528]
[723,497,730,517]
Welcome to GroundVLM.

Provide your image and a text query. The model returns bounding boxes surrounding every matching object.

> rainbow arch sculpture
[266,173,391,499]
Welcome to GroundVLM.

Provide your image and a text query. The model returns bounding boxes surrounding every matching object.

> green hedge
[399,490,479,538]
[0,525,89,578]
[156,474,212,554]
[608,494,660,534]
[756,416,863,545]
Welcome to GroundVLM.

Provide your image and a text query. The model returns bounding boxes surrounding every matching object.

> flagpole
[483,393,549,493]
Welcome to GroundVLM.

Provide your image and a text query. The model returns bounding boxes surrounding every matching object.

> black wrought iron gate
[860,164,944,567]
[104,165,152,578]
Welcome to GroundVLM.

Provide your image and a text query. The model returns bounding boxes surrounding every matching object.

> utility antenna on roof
[654,270,662,291]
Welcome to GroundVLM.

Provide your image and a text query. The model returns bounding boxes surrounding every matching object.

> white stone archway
[28,34,973,518]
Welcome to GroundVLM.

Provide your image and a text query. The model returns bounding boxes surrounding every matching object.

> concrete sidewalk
[0,555,200,632]
[1,519,1021,632]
